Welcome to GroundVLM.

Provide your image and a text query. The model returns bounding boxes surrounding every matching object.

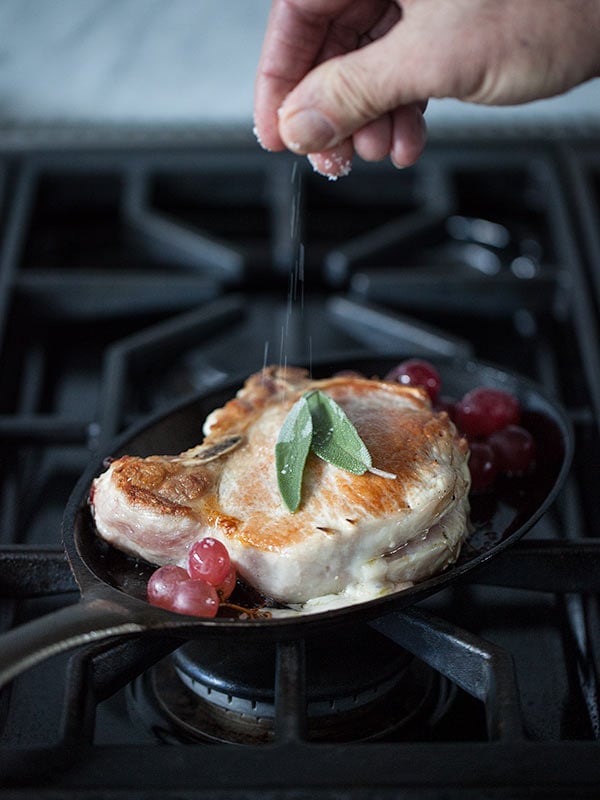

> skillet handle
[0,587,150,691]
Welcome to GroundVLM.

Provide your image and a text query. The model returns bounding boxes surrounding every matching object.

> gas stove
[1,136,600,798]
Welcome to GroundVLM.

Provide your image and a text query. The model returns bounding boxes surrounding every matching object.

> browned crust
[97,366,469,553]
[204,365,431,441]
[110,456,213,518]
[222,406,462,550]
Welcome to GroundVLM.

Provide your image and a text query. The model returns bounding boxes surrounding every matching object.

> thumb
[277,29,422,154]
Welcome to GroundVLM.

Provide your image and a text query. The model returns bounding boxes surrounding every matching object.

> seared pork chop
[90,366,471,609]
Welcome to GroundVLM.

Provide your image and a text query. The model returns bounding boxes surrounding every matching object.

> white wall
[0,0,597,135]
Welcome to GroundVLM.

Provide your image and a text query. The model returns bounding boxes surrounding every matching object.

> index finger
[254,1,336,151]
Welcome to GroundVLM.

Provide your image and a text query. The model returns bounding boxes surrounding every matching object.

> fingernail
[280,109,337,152]
[391,107,427,168]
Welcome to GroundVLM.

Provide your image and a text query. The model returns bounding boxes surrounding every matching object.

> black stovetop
[1,138,600,798]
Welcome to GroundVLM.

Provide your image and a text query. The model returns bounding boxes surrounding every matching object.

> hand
[254,0,600,178]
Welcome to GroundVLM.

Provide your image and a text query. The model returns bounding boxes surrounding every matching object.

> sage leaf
[275,388,391,512]
[275,396,313,512]
[305,390,372,475]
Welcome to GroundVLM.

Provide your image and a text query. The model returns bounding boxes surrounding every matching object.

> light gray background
[0,0,598,143]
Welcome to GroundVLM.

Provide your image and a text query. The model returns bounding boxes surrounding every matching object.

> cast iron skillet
[0,354,573,689]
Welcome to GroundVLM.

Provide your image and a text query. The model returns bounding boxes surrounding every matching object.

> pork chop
[90,366,471,610]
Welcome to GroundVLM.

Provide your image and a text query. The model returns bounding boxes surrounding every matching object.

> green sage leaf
[305,390,372,475]
[275,396,313,512]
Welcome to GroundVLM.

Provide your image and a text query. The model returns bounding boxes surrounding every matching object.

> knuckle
[326,59,384,123]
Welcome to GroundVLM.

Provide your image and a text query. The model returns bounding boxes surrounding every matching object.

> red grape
[468,441,498,492]
[188,537,231,586]
[169,579,219,618]
[217,565,237,600]
[147,565,189,610]
[385,359,442,402]
[455,387,520,437]
[488,424,536,475]
[147,563,220,618]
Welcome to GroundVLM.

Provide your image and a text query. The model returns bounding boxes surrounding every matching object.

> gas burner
[128,625,455,744]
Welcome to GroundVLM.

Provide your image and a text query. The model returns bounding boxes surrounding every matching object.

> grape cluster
[147,537,236,617]
[384,359,536,492]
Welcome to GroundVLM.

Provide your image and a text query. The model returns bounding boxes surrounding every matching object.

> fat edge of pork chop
[90,366,471,607]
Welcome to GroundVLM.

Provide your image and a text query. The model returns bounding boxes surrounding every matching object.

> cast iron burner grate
[129,627,455,745]
[0,137,600,798]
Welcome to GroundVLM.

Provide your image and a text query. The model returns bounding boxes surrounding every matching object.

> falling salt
[280,159,305,377]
